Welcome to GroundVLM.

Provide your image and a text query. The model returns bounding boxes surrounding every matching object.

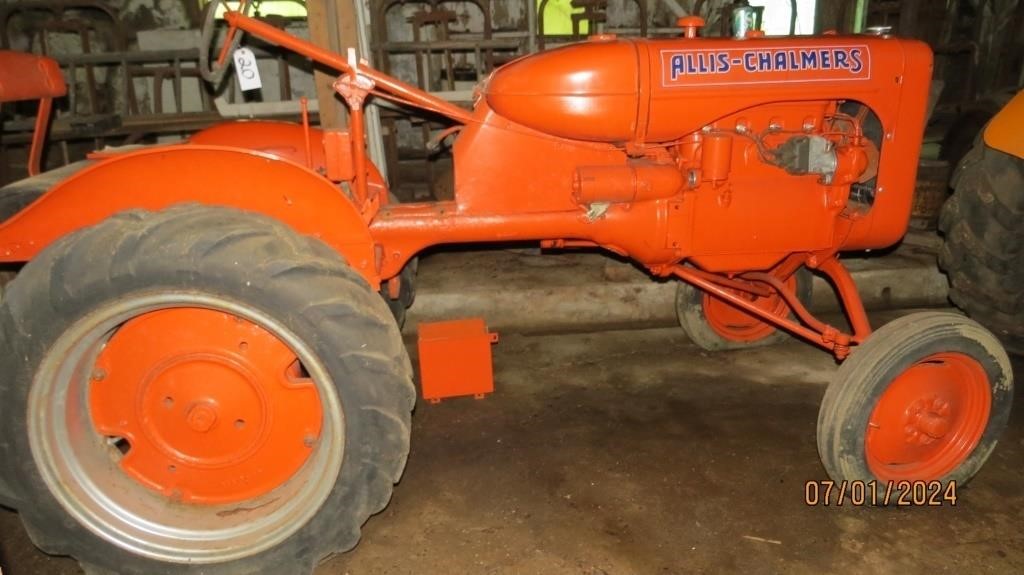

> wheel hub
[89,308,322,504]
[902,396,953,444]
[865,352,990,480]
[184,401,218,433]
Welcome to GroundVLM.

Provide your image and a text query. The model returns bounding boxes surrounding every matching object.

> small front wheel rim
[702,275,795,342]
[28,292,345,564]
[865,352,991,481]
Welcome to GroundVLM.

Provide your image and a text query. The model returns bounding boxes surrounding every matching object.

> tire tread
[0,205,414,574]
[938,142,1024,354]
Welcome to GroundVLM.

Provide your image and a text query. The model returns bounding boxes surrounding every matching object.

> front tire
[817,312,1012,496]
[0,205,415,574]
[675,268,812,351]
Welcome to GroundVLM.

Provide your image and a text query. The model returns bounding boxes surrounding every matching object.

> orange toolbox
[417,318,499,403]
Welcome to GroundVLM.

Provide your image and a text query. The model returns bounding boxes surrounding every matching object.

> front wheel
[675,268,812,351]
[817,312,1012,495]
[0,206,415,574]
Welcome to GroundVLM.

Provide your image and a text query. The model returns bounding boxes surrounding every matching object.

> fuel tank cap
[676,16,705,38]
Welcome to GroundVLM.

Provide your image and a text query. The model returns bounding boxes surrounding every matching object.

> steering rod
[212,8,473,124]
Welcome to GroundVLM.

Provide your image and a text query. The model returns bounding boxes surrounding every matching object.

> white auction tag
[232,47,262,91]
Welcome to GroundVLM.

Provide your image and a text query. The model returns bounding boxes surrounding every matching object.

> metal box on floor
[417,318,498,403]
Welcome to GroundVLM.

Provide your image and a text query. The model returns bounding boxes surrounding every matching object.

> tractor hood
[484,32,932,145]
[484,38,640,142]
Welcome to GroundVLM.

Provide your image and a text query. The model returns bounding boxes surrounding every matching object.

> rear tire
[0,160,92,222]
[675,268,812,351]
[0,205,415,574]
[938,141,1024,354]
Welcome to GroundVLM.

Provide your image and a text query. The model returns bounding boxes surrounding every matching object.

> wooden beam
[897,0,921,38]
[816,0,858,34]
[306,0,360,128]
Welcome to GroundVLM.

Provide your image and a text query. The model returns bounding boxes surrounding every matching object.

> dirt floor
[1,309,1022,575]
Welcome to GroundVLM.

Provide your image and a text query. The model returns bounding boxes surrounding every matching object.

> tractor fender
[189,120,330,170]
[0,144,381,285]
[984,89,1024,159]
[189,120,390,205]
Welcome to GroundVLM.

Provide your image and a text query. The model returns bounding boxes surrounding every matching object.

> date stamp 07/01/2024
[804,480,959,507]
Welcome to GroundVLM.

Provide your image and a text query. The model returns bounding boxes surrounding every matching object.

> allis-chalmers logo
[661,45,871,86]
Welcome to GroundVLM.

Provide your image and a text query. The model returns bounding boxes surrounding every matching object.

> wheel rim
[865,352,991,480]
[702,276,795,342]
[90,308,322,504]
[28,294,345,564]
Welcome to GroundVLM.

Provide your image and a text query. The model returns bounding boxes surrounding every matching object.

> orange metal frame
[0,51,67,176]
[0,11,934,360]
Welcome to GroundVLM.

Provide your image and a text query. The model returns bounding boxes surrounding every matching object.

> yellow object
[212,0,307,19]
[984,90,1024,159]
[541,0,589,36]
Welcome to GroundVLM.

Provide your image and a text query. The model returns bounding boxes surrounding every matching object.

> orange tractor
[0,5,1013,573]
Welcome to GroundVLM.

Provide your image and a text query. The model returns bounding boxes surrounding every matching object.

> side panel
[984,90,1024,159]
[0,145,380,284]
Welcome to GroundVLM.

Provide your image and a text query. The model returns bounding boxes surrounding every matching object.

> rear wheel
[939,140,1024,353]
[0,205,415,574]
[675,268,812,351]
[818,312,1012,497]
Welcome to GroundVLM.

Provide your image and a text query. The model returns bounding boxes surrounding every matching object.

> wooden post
[816,0,858,34]
[306,0,360,129]
[897,0,921,38]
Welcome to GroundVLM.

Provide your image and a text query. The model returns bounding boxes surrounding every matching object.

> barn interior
[0,0,1023,573]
